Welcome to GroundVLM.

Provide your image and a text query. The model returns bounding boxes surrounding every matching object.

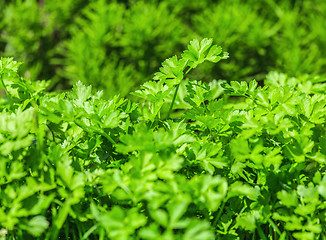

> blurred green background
[1,0,326,97]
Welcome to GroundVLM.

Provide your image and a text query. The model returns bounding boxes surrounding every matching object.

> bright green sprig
[136,38,228,120]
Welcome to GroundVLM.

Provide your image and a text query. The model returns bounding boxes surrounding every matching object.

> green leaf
[25,216,49,237]
[206,45,222,62]
[228,182,260,201]
[0,57,21,73]
[70,81,92,103]
[182,38,228,68]
[153,55,187,86]
[150,209,169,227]
[183,220,215,240]
[318,175,326,199]
[277,190,298,207]
[236,211,259,232]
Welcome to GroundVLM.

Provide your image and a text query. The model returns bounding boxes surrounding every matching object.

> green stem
[52,198,72,239]
[257,224,267,240]
[268,219,281,236]
[166,67,193,119]
[185,66,193,75]
[0,73,12,104]
[167,83,180,119]
[99,228,105,240]
[213,200,226,227]
[82,225,98,240]
[100,130,116,145]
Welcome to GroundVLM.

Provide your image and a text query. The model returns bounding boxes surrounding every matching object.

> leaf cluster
[2,39,326,240]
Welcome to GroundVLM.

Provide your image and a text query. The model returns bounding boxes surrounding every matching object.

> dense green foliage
[1,38,326,239]
[1,0,326,96]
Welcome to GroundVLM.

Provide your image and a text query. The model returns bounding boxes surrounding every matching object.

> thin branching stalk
[0,73,12,105]
[167,67,192,119]
[167,83,180,119]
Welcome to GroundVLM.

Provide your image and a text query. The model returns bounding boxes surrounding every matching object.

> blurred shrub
[1,0,326,97]
[58,0,186,97]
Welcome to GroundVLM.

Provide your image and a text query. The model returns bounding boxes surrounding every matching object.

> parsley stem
[0,73,12,105]
[256,224,267,240]
[100,130,116,145]
[167,66,193,119]
[82,225,98,240]
[268,219,281,236]
[213,200,226,227]
[167,83,180,119]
